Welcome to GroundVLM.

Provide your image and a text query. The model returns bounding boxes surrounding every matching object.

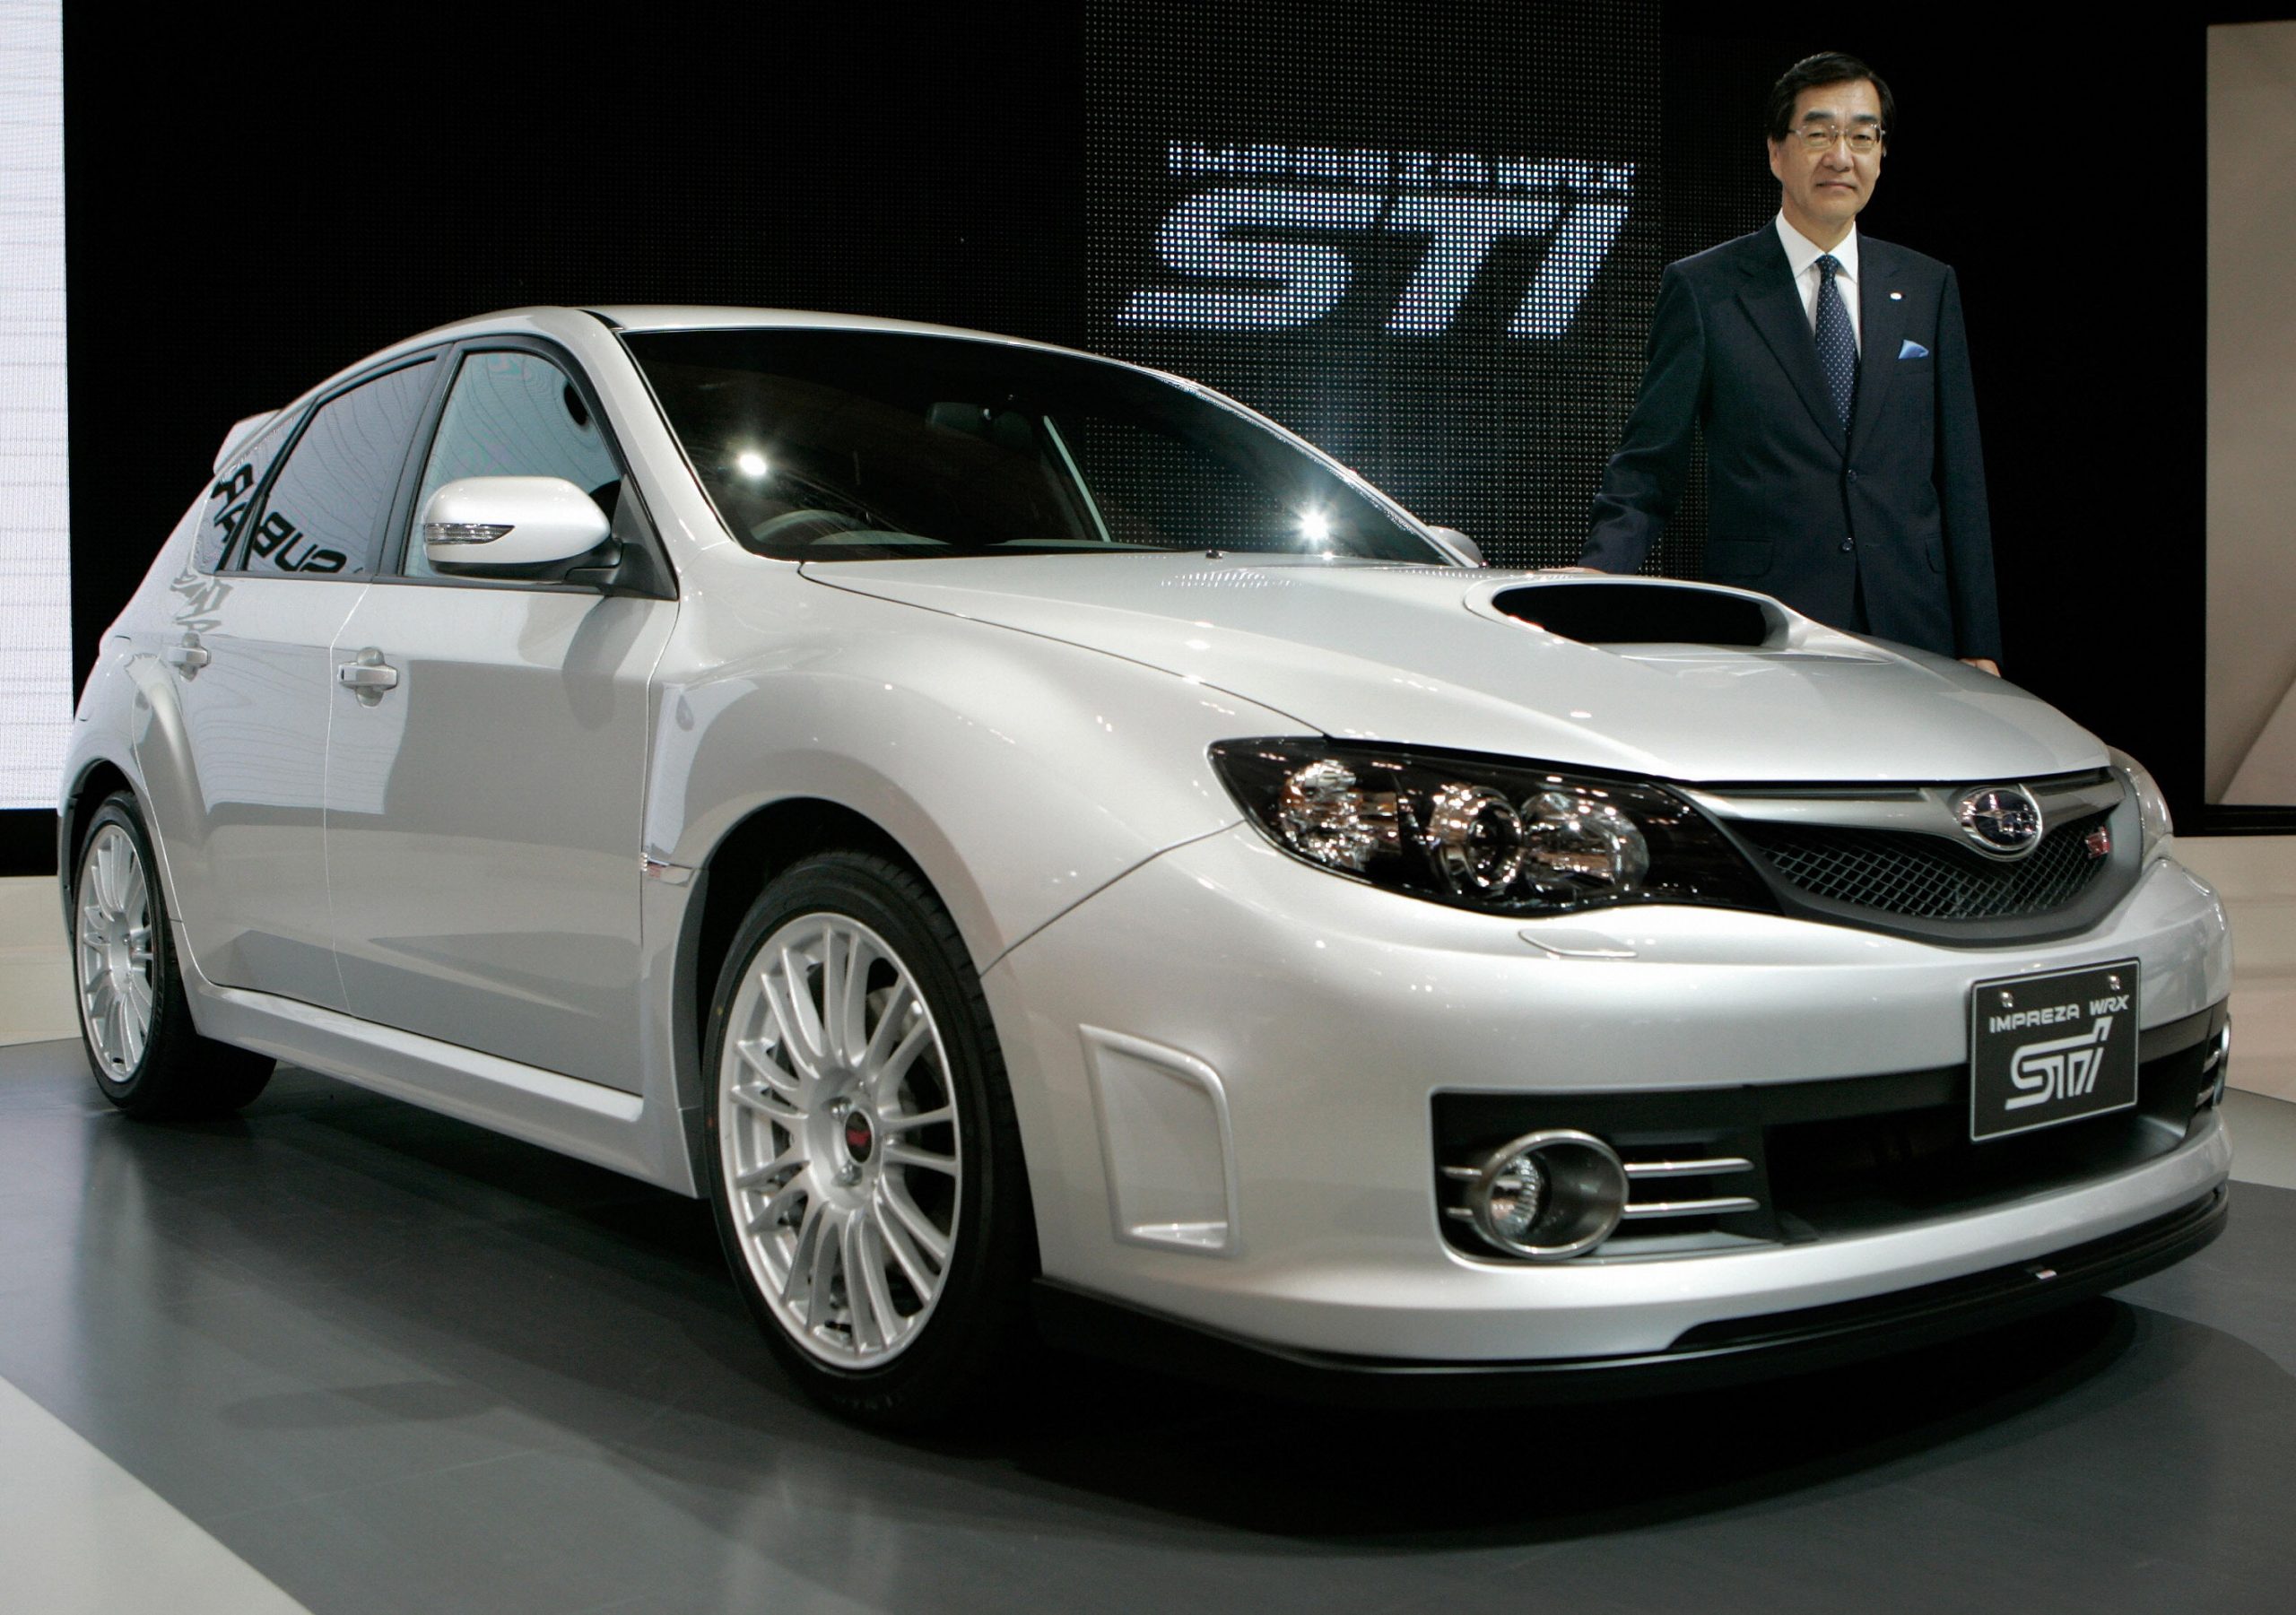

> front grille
[1736,809,2113,919]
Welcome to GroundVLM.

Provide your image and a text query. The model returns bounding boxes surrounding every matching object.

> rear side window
[404,350,621,579]
[195,412,299,572]
[221,360,436,577]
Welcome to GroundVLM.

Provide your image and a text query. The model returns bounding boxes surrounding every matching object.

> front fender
[649,588,1303,968]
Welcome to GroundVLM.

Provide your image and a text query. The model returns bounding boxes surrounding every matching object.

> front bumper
[1032,1185,2228,1404]
[985,823,2234,1365]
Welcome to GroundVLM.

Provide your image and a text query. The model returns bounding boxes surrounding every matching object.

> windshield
[622,329,1448,564]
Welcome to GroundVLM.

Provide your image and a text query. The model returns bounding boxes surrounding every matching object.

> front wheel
[702,851,1035,1426]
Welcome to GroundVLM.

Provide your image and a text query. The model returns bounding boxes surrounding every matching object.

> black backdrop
[1083,0,1667,570]
[11,2,2274,874]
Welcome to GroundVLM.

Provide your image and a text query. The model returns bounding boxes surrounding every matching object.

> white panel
[1082,1026,1239,1253]
[2208,21,2296,805]
[0,1,69,810]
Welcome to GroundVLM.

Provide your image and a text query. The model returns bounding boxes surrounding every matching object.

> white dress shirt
[1776,213,1861,352]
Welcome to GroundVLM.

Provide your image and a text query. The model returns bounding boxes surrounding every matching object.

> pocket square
[1899,339,1930,360]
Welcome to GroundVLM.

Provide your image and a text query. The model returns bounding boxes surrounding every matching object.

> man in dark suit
[1583,53,2001,673]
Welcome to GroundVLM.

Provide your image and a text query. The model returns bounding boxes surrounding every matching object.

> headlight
[1209,739,1774,916]
[2107,746,2173,863]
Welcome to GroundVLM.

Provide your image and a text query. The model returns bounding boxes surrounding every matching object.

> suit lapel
[1849,239,1909,455]
[1733,231,1845,452]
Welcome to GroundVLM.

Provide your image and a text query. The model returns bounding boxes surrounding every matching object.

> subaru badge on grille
[1955,786,2044,857]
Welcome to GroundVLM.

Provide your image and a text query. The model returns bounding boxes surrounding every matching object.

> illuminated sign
[1084,0,1672,572]
[0,0,69,812]
[1120,142,1635,338]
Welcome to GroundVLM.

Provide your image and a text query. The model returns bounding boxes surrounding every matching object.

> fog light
[1485,1150,1546,1240]
[1465,1129,1627,1260]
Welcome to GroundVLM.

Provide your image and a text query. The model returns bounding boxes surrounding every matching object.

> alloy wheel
[718,913,963,1367]
[76,822,157,1081]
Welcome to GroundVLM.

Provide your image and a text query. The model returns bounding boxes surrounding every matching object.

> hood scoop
[1485,580,1787,649]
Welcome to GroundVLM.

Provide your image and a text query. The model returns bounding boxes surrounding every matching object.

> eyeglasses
[1794,124,1884,154]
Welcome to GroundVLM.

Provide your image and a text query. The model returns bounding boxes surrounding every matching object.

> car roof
[368,304,1139,383]
[253,306,1145,436]
[586,305,1054,344]
[585,307,1152,378]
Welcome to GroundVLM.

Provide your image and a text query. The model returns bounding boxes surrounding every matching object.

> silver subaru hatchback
[62,306,2232,1424]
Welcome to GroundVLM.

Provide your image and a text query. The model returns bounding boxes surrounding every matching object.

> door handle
[162,638,209,673]
[337,650,399,703]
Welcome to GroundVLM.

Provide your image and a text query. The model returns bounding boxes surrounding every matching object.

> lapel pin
[1889,291,1904,300]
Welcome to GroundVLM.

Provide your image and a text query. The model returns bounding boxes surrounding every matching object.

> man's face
[1767,77,1884,239]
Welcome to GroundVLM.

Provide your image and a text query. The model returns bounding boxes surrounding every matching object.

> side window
[230,360,436,577]
[406,350,621,580]
[195,410,300,572]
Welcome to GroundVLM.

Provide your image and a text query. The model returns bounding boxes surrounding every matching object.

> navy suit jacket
[1583,227,2001,662]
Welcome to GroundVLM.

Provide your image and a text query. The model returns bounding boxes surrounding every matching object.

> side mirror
[1428,525,1485,567]
[422,476,611,571]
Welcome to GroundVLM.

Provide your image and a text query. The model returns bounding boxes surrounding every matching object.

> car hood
[801,554,2100,784]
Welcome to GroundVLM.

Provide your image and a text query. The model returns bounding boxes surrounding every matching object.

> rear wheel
[703,851,1034,1426]
[72,793,273,1118]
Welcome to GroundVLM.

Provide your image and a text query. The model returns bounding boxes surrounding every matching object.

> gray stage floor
[2,1036,2292,1614]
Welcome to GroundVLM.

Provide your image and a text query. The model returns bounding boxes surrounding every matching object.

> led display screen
[0,0,67,812]
[1085,0,1668,571]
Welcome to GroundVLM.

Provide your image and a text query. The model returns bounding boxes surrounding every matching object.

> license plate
[1969,960,2140,1142]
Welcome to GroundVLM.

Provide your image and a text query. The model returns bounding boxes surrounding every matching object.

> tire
[71,792,274,1119]
[702,850,1035,1427]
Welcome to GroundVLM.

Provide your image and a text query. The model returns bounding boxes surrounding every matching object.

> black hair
[1766,52,1895,145]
